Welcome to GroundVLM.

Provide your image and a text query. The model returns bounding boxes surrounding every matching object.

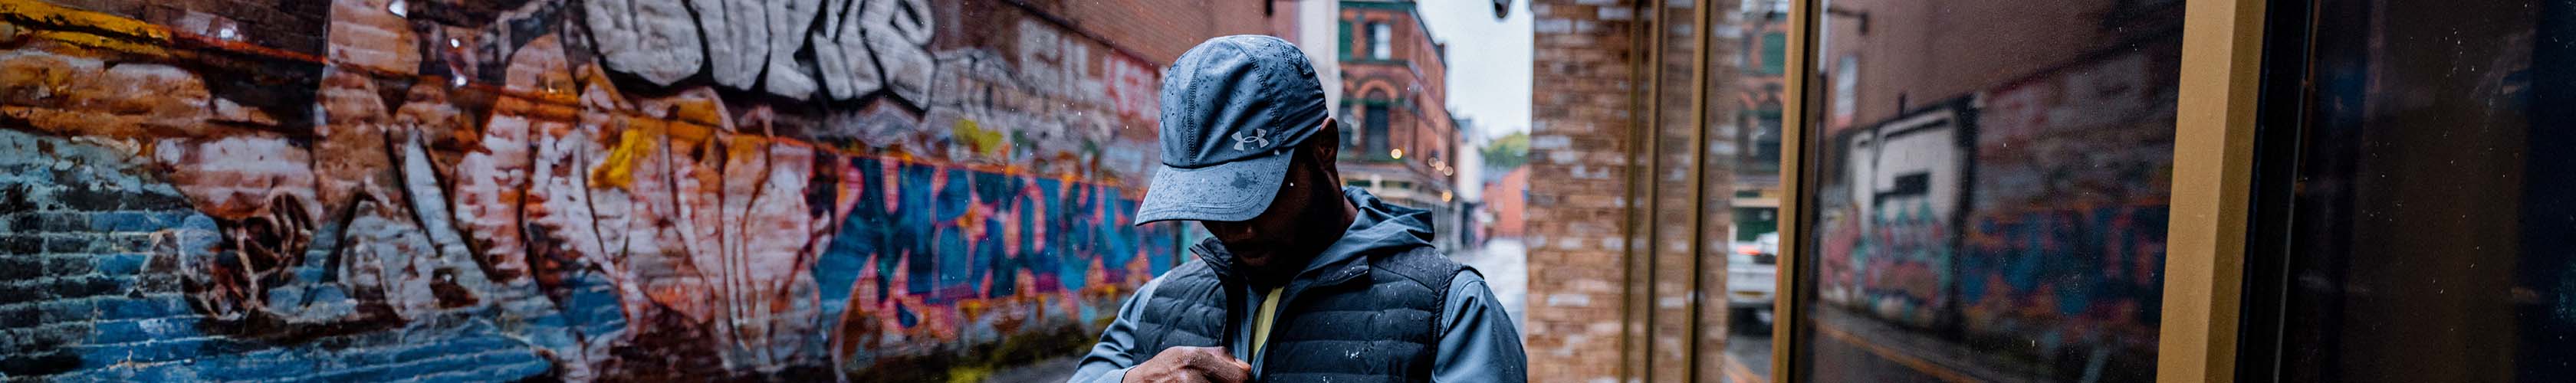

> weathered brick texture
[0,0,1283,380]
[1527,0,1744,381]
[1527,0,1645,381]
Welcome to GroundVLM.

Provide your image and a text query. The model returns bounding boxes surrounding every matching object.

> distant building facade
[1339,0,1464,250]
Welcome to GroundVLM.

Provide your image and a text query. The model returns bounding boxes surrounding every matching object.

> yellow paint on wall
[0,0,172,42]
[953,119,1007,158]
[590,127,661,188]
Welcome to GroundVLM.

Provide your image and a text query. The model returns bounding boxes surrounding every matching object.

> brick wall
[1526,0,1644,381]
[0,0,1276,380]
[1526,0,1744,381]
[1013,0,1279,65]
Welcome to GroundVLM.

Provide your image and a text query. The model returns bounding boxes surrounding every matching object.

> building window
[1339,21,1355,58]
[1757,31,1786,74]
[1743,105,1783,175]
[1829,55,1858,127]
[1370,22,1392,59]
[1364,104,1391,159]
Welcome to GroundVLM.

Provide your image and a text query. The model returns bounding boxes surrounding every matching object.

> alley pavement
[1457,238,1530,329]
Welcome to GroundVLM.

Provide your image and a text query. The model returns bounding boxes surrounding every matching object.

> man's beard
[1237,175,1338,289]
[1240,256,1298,289]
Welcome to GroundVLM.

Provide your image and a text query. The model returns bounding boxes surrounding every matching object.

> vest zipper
[1223,279,1259,381]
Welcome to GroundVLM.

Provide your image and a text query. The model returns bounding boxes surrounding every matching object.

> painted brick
[41,234,95,254]
[99,296,188,320]
[5,214,29,233]
[0,185,33,213]
[54,188,193,211]
[87,211,156,232]
[80,319,152,345]
[0,235,38,254]
[34,213,88,232]
[0,0,1285,380]
[0,257,41,280]
[104,234,154,254]
[0,349,80,377]
[0,283,44,306]
[0,306,41,329]
[94,254,149,276]
[44,254,95,277]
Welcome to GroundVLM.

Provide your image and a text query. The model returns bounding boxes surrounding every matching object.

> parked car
[1727,233,1779,333]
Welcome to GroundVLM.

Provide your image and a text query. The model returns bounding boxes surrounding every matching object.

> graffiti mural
[0,0,1178,380]
[1809,35,2179,378]
[1957,44,2177,357]
[1814,107,1967,327]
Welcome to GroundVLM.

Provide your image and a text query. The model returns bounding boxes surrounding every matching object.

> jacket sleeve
[1434,270,1530,383]
[1068,277,1164,383]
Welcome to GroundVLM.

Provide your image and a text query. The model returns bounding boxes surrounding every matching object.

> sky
[1416,0,1533,142]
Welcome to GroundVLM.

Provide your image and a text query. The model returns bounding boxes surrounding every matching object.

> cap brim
[1132,151,1292,225]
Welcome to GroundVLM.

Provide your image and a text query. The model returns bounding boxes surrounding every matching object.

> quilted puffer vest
[1128,240,1465,383]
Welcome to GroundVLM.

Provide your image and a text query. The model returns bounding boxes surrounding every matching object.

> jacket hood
[1191,187,1435,281]
[1313,186,1437,267]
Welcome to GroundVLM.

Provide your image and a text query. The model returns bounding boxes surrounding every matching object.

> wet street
[1457,238,1530,329]
[1727,326,1774,383]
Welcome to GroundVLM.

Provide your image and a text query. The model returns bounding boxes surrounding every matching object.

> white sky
[1416,0,1533,142]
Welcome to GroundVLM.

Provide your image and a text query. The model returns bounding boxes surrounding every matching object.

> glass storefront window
[2253,0,2576,381]
[1721,5,1793,382]
[1794,1,2183,381]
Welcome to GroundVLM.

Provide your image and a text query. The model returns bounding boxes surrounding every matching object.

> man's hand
[1122,346,1251,383]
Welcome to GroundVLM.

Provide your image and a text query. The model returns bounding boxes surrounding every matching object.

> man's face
[1202,148,1322,270]
[1201,121,1340,275]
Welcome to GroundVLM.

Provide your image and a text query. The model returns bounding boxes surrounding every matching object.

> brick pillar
[1526,0,1644,381]
[1529,0,1743,381]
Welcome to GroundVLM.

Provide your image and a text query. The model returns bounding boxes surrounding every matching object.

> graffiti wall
[1809,36,2179,371]
[0,0,1178,380]
[1815,107,1967,327]
[1957,42,2178,356]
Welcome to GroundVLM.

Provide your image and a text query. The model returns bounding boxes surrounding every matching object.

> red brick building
[1730,4,1791,242]
[1482,167,1529,239]
[1337,0,1463,248]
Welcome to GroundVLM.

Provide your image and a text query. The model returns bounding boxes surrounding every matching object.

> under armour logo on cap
[1132,35,1332,224]
[1233,129,1273,151]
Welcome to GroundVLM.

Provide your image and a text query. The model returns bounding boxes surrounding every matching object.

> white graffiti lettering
[588,0,930,101]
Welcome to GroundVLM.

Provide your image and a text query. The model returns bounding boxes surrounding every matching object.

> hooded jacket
[1070,187,1526,382]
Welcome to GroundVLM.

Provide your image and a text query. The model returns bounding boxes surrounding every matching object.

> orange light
[1737,245,1760,255]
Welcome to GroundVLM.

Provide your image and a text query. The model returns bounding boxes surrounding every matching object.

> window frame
[1767,0,2268,381]
[1370,22,1393,60]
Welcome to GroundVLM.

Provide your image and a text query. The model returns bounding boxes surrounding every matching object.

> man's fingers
[1184,349,1249,383]
[1144,346,1248,383]
[1201,365,1249,383]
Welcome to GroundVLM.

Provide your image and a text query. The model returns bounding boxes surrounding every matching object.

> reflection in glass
[1795,1,2182,381]
[2262,0,2576,381]
[1720,3,1792,382]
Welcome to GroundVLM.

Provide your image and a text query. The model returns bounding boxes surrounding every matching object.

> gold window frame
[1763,0,2268,381]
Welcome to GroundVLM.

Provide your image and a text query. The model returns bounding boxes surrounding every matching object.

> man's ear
[1311,118,1341,160]
[1306,118,1343,185]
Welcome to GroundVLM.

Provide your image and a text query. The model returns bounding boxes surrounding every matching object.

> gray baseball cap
[1133,35,1330,224]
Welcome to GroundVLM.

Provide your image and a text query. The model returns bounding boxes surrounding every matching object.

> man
[1068,35,1527,383]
